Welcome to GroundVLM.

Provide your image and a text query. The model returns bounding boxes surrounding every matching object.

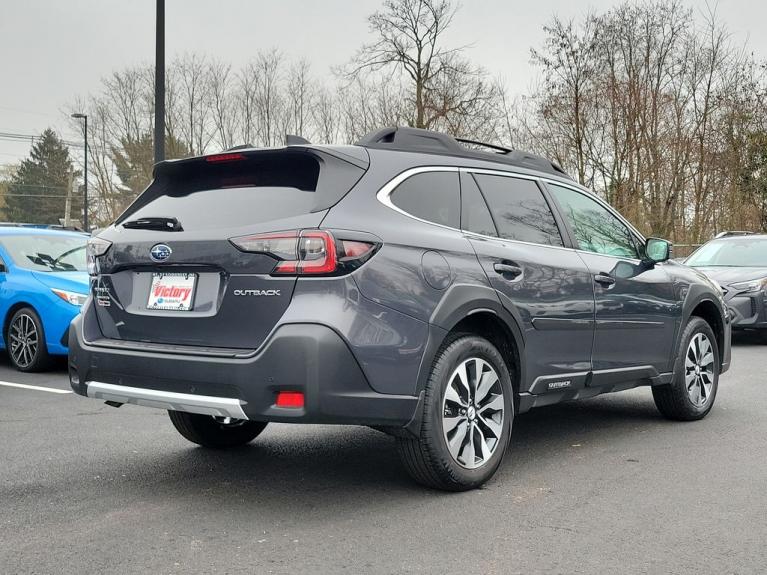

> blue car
[0,228,89,371]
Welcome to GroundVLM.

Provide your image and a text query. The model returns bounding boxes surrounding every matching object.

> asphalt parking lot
[1,336,766,575]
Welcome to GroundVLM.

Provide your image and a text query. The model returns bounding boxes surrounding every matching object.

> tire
[396,334,514,491]
[653,316,719,421]
[6,307,51,372]
[168,411,268,448]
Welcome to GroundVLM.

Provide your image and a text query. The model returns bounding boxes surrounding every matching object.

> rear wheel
[168,411,268,448]
[7,307,51,372]
[653,317,719,421]
[396,334,513,491]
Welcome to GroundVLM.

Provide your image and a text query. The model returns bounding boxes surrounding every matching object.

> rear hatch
[91,147,367,350]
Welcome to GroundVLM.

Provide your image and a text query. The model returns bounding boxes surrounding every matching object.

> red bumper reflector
[275,391,305,408]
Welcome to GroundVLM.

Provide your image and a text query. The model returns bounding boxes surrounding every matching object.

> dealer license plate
[147,273,197,311]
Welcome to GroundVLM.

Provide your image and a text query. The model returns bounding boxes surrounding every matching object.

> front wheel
[396,334,514,491]
[168,411,268,448]
[653,317,719,421]
[7,307,51,372]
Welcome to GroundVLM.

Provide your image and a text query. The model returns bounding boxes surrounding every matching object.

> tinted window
[460,174,497,236]
[473,174,563,246]
[686,238,767,267]
[391,172,460,228]
[118,151,362,231]
[548,184,638,258]
[2,234,87,272]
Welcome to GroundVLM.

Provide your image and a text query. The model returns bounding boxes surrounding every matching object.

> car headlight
[51,288,89,306]
[729,277,767,293]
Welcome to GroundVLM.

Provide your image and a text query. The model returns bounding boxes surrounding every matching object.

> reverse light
[230,230,378,276]
[51,289,88,307]
[86,237,112,276]
[730,277,767,293]
[275,391,305,408]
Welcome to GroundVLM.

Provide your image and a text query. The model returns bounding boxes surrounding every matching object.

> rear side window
[460,173,497,237]
[117,151,364,230]
[473,174,563,246]
[390,172,460,228]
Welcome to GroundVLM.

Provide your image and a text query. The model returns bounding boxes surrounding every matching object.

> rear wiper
[123,217,183,232]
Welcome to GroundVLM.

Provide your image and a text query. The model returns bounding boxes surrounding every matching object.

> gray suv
[70,127,731,490]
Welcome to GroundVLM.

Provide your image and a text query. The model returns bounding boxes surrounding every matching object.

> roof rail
[356,126,571,179]
[454,137,513,155]
[714,230,756,239]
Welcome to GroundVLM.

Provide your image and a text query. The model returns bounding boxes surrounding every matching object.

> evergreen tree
[111,132,189,211]
[4,129,77,224]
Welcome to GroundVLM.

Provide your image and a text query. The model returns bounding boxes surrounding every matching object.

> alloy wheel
[685,333,715,407]
[9,314,38,369]
[442,357,505,469]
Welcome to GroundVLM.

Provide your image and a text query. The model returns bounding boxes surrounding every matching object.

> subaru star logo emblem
[149,244,172,262]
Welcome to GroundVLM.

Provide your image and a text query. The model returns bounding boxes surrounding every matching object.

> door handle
[493,263,523,278]
[594,273,616,286]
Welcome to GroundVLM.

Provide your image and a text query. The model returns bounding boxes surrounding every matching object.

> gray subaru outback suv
[70,127,731,490]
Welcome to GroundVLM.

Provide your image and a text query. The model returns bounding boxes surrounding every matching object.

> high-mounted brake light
[229,230,378,276]
[205,152,245,163]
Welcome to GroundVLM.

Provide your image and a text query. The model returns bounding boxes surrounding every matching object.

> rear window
[117,151,363,230]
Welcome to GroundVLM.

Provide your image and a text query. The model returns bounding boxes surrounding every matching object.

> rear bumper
[68,312,420,427]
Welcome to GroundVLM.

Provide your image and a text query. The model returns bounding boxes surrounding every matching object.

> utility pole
[154,0,165,163]
[71,113,88,231]
[64,169,73,228]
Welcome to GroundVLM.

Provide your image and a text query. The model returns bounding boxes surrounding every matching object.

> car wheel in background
[396,334,513,491]
[653,316,719,421]
[6,307,51,372]
[168,411,268,448]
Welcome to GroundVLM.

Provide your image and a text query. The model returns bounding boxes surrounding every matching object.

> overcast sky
[1,0,766,165]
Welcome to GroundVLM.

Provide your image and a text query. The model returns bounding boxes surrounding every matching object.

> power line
[4,183,71,191]
[0,131,83,148]
[0,193,71,198]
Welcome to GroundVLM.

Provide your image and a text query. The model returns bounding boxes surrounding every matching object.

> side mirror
[645,238,671,264]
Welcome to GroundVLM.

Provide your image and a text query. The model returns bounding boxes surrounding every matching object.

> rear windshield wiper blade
[123,217,184,232]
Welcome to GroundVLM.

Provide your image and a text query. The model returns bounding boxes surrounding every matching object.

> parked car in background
[0,228,89,371]
[70,127,730,490]
[686,233,767,335]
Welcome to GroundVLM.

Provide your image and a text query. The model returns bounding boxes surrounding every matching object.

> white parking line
[0,381,72,394]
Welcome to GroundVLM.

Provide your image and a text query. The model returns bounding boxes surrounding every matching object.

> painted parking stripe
[0,381,72,394]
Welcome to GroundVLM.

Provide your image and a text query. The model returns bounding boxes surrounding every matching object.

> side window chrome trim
[376,165,577,252]
[375,165,642,257]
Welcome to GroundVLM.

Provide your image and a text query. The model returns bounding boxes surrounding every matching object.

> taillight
[230,230,378,276]
[86,237,112,276]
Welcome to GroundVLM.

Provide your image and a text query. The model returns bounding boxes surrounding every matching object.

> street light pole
[154,0,165,163]
[71,113,88,231]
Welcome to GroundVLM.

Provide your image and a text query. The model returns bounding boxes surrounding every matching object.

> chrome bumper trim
[85,381,248,419]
